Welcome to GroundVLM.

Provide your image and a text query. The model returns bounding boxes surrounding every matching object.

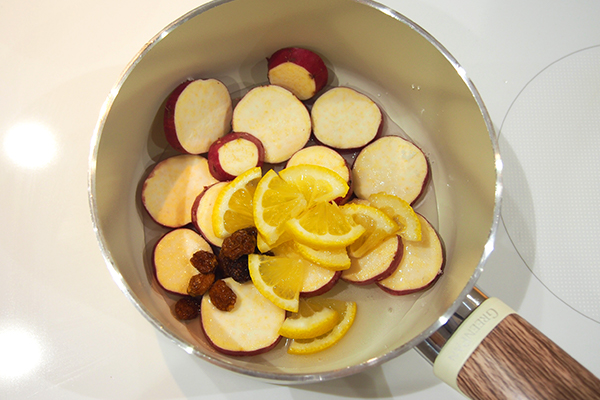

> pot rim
[88,0,503,383]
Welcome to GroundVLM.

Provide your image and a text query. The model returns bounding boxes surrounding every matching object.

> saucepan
[88,0,600,398]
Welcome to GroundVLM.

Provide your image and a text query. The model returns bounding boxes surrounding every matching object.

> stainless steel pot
[88,0,600,397]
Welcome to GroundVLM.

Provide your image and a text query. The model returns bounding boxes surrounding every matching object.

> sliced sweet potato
[164,78,232,154]
[142,154,218,228]
[267,47,328,101]
[311,87,382,150]
[352,136,429,204]
[232,85,311,164]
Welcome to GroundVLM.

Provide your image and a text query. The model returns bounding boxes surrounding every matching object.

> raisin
[219,254,251,283]
[220,227,257,260]
[190,250,218,274]
[173,297,199,320]
[209,280,237,311]
[187,273,215,297]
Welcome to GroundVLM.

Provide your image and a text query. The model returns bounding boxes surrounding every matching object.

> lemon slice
[212,167,261,238]
[269,241,341,295]
[286,201,365,248]
[278,298,340,339]
[287,299,357,355]
[279,164,348,206]
[256,231,292,254]
[368,192,422,241]
[267,240,297,257]
[341,203,399,258]
[253,169,307,245]
[293,241,351,270]
[248,253,306,312]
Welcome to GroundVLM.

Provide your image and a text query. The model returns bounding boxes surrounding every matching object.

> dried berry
[187,273,215,297]
[209,280,237,311]
[190,250,219,274]
[219,254,251,283]
[220,227,257,260]
[173,297,199,320]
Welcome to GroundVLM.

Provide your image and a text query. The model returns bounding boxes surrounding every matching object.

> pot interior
[90,0,499,382]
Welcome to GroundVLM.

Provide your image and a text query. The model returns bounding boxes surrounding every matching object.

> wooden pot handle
[432,298,600,399]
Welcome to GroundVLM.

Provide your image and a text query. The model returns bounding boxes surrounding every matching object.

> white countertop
[2,0,599,398]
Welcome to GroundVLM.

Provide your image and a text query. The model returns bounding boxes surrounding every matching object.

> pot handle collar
[418,288,600,399]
